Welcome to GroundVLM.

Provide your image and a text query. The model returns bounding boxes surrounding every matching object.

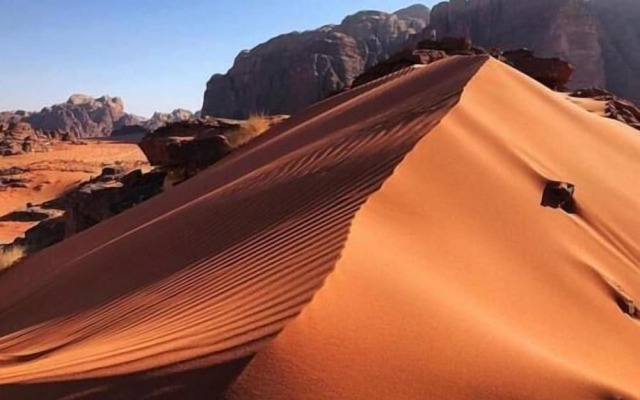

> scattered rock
[502,49,575,90]
[541,181,576,214]
[0,207,64,223]
[6,167,166,255]
[0,177,31,189]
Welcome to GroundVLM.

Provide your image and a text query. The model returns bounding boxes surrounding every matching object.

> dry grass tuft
[0,245,25,271]
[227,114,272,149]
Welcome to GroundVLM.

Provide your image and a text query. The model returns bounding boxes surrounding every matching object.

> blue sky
[0,1,437,116]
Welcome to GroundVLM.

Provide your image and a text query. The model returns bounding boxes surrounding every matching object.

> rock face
[588,0,640,103]
[420,0,640,101]
[353,38,574,92]
[2,95,147,138]
[139,118,239,171]
[202,5,430,118]
[422,0,604,90]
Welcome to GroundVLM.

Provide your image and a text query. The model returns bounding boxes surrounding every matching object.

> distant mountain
[144,109,195,131]
[1,95,146,138]
[202,4,431,119]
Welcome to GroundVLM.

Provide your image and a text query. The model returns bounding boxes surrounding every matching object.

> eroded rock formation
[202,5,431,118]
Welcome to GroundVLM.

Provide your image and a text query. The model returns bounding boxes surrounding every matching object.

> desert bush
[0,245,25,271]
[226,114,271,149]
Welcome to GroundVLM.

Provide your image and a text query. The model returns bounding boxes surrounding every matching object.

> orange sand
[0,57,639,399]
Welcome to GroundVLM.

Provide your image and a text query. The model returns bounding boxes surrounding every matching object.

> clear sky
[0,1,437,117]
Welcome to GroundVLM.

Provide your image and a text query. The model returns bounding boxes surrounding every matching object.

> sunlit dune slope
[0,56,486,399]
[225,58,640,400]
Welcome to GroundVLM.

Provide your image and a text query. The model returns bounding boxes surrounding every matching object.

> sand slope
[225,58,640,399]
[0,57,484,398]
[0,56,639,399]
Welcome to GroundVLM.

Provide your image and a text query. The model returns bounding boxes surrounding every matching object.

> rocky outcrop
[3,167,166,255]
[353,38,574,91]
[421,0,604,90]
[202,5,430,118]
[0,121,75,156]
[26,95,146,138]
[570,88,640,130]
[415,0,640,102]
[2,95,147,138]
[502,49,574,90]
[139,118,239,171]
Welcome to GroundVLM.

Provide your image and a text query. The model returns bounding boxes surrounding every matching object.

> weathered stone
[201,6,431,118]
[502,49,575,90]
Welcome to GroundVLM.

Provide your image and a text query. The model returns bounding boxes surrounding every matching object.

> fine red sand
[1,56,639,399]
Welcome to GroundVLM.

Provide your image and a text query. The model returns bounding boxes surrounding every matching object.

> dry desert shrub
[0,245,25,271]
[227,114,271,149]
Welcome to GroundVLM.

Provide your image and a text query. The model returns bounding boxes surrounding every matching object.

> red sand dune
[1,56,639,399]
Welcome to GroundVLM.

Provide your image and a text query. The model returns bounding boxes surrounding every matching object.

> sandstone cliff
[588,0,640,103]
[421,0,605,89]
[202,5,430,118]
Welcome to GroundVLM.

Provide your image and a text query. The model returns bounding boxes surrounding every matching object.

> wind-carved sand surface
[0,139,148,243]
[0,57,639,399]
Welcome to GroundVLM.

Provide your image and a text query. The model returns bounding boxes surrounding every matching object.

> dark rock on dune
[502,49,574,90]
[202,6,430,118]
[541,181,577,214]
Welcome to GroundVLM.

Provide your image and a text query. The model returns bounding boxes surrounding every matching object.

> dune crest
[0,57,485,398]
